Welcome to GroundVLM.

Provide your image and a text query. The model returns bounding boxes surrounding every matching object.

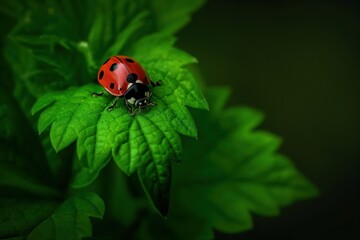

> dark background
[178,0,359,239]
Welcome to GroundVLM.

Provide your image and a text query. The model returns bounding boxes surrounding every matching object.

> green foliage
[0,0,318,239]
[4,0,207,97]
[5,0,208,217]
[132,88,318,239]
[31,33,208,215]
[0,74,104,240]
[173,88,318,233]
[27,193,105,240]
[0,192,104,239]
[0,198,58,239]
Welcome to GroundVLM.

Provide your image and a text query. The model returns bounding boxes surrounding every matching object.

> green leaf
[132,34,208,111]
[170,88,318,234]
[27,192,105,240]
[32,35,207,213]
[0,192,104,240]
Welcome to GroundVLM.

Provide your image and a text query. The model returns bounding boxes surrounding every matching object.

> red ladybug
[93,55,161,115]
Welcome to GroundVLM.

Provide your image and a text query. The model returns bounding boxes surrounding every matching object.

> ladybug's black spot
[103,58,110,65]
[110,83,115,89]
[99,71,104,80]
[126,73,138,83]
[110,63,118,71]
[125,58,134,63]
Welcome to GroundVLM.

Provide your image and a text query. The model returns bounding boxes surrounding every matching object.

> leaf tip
[203,100,210,111]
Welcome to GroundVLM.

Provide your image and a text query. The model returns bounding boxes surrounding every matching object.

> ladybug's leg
[92,92,104,97]
[150,80,162,87]
[125,99,136,116]
[107,97,120,111]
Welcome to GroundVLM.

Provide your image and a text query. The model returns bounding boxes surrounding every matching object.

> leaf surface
[135,88,318,239]
[170,88,318,234]
[32,34,208,214]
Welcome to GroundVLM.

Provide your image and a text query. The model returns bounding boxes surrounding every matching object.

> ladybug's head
[125,83,152,108]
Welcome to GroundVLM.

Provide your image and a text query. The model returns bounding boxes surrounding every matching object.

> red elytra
[97,55,151,97]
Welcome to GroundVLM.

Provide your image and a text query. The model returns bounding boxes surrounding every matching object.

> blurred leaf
[171,88,318,233]
[138,158,171,216]
[100,11,149,61]
[0,198,58,239]
[0,83,53,184]
[0,192,104,240]
[150,0,207,34]
[105,164,141,227]
[3,42,74,188]
[27,192,105,240]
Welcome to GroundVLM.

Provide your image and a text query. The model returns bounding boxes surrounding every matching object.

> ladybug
[92,55,161,115]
